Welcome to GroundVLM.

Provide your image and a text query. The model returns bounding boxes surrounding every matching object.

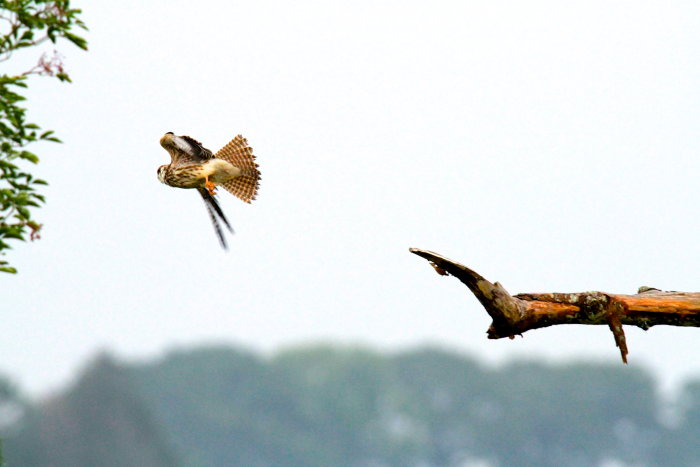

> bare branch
[410,248,700,363]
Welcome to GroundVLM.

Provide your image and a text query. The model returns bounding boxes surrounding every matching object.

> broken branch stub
[410,248,700,363]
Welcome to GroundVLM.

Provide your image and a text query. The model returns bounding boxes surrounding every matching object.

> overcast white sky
[3,0,700,397]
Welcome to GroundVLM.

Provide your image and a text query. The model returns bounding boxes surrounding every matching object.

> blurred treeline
[2,345,700,466]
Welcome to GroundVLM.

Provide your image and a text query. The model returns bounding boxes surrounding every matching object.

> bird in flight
[157,132,260,249]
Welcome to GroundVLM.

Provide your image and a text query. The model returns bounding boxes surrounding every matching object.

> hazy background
[3,0,700,397]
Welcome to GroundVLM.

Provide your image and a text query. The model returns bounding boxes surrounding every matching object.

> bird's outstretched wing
[197,188,234,249]
[168,134,214,167]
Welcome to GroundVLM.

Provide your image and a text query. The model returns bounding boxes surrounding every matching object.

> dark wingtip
[197,187,233,248]
[197,188,235,250]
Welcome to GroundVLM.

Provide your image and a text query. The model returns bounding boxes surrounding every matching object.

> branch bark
[410,248,700,363]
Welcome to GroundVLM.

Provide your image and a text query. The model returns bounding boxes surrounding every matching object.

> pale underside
[165,159,242,189]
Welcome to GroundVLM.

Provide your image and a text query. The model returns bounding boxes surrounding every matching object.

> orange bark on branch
[410,248,700,363]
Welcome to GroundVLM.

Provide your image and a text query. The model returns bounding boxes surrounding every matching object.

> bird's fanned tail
[214,135,261,203]
[198,188,233,249]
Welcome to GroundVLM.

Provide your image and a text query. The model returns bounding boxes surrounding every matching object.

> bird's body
[157,132,260,248]
[159,158,241,189]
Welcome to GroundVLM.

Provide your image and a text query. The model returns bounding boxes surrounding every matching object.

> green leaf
[0,266,17,274]
[64,32,88,51]
[3,230,24,240]
[18,151,39,163]
[16,206,30,219]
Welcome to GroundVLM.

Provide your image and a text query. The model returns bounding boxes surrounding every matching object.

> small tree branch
[410,248,700,363]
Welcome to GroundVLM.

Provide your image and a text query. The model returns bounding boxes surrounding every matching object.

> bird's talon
[205,181,217,196]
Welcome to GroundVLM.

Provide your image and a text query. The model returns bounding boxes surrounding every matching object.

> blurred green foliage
[0,0,87,273]
[6,344,700,466]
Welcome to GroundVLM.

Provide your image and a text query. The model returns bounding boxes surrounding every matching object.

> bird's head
[157,165,168,184]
